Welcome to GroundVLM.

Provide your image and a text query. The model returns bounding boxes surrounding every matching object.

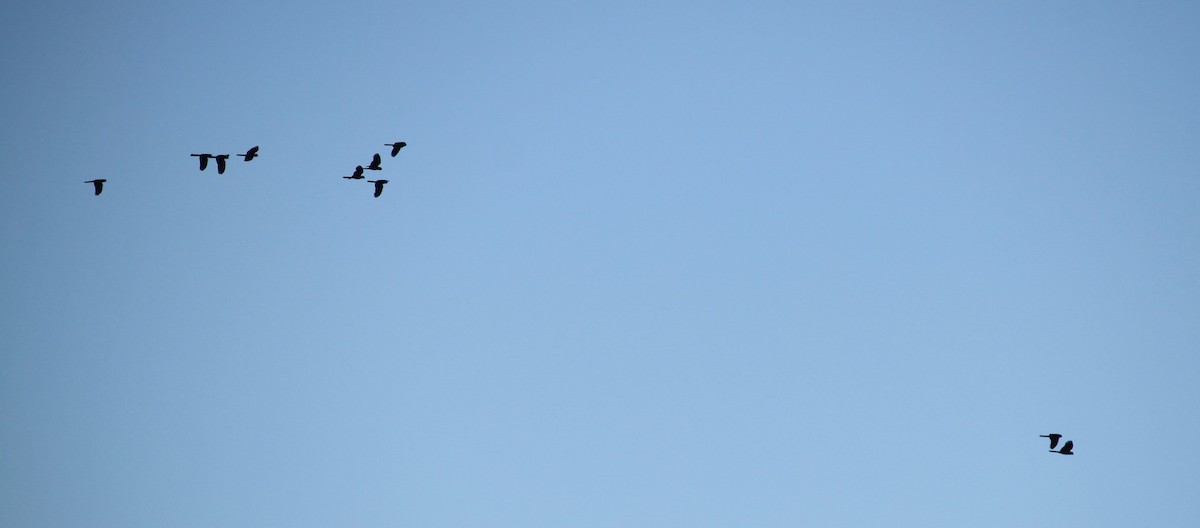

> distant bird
[213,154,230,174]
[85,179,107,196]
[1040,434,1063,450]
[238,146,259,161]
[365,153,383,171]
[343,165,365,180]
[368,179,389,197]
[1051,440,1074,455]
[190,153,213,171]
[386,141,407,157]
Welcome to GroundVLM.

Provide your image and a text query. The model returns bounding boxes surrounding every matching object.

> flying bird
[238,146,259,161]
[213,154,230,174]
[190,153,213,171]
[365,153,383,171]
[1040,434,1063,450]
[85,179,107,196]
[368,179,389,197]
[386,141,407,157]
[343,165,365,180]
[1051,440,1074,455]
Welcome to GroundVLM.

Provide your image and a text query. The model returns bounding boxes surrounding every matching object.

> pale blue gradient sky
[3,1,1199,526]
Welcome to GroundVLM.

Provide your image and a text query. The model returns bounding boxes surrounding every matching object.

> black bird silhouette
[343,165,365,180]
[365,153,383,171]
[1040,434,1063,450]
[190,153,213,171]
[238,146,259,161]
[368,179,389,197]
[85,179,107,196]
[1051,440,1074,455]
[213,154,230,174]
[386,141,407,157]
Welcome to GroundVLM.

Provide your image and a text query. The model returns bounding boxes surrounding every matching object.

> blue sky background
[3,1,1199,526]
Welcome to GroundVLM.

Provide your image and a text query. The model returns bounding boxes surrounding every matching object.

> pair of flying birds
[190,146,259,174]
[1040,434,1074,455]
[343,142,406,197]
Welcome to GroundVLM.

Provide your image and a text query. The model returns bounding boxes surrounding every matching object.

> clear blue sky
[3,1,1199,526]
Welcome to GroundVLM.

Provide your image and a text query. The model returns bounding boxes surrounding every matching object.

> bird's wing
[390,144,400,156]
[94,181,104,195]
[248,146,259,155]
[1060,440,1073,454]
[216,157,226,173]
[373,153,382,165]
[354,166,363,177]
[199,156,208,170]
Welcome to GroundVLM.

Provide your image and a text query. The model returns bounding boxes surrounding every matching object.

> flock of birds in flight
[83,142,1089,460]
[84,141,408,197]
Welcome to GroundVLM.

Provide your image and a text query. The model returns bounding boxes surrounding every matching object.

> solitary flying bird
[386,141,407,157]
[238,146,259,161]
[1040,434,1063,450]
[213,154,230,174]
[85,179,107,195]
[368,179,389,197]
[365,153,383,171]
[343,165,365,180]
[1051,440,1074,455]
[190,153,213,171]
